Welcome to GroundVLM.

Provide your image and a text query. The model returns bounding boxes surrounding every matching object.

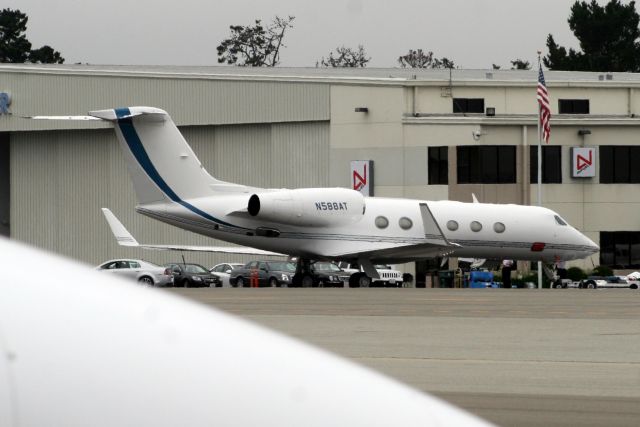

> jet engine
[247,188,366,227]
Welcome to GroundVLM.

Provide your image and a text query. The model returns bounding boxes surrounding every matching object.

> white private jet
[34,107,599,287]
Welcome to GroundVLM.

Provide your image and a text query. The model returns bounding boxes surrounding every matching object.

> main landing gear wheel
[349,273,371,288]
[358,274,371,288]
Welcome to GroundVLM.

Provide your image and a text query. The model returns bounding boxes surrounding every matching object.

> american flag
[537,64,551,143]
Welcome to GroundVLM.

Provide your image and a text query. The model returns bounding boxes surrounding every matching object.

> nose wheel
[291,258,315,288]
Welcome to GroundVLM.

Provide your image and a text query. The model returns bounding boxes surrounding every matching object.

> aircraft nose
[581,233,599,255]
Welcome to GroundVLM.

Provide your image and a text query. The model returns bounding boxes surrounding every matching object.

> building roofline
[2,64,640,88]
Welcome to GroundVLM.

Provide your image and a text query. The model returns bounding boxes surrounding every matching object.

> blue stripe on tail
[114,108,242,230]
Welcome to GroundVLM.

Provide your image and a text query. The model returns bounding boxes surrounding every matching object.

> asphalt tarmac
[168,288,640,427]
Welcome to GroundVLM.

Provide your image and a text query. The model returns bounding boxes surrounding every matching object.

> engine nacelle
[247,188,365,227]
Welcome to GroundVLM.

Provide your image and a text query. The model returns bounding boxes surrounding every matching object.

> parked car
[552,279,581,289]
[337,262,404,287]
[307,262,348,287]
[209,263,245,287]
[96,259,173,287]
[229,261,296,287]
[164,263,221,288]
[580,276,630,289]
[624,272,640,289]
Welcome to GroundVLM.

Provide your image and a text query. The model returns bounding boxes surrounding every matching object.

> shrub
[567,266,587,281]
[591,265,613,277]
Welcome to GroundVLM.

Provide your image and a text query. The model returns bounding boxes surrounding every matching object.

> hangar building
[0,65,638,278]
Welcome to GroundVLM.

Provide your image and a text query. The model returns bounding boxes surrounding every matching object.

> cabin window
[399,217,413,230]
[530,146,562,183]
[493,222,506,233]
[446,220,459,231]
[375,216,389,229]
[470,221,483,232]
[554,215,567,226]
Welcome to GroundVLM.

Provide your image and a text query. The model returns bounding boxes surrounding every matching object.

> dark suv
[165,263,221,288]
[229,260,296,287]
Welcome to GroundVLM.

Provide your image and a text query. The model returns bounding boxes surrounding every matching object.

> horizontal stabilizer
[26,107,168,123]
[90,107,167,122]
[101,208,284,257]
[26,115,102,121]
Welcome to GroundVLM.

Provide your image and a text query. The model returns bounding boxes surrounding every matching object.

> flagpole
[537,52,543,290]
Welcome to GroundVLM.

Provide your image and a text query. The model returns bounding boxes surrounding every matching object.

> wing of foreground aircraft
[101,208,285,257]
[0,237,494,426]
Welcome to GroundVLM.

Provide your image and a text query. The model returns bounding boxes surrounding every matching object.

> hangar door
[0,133,8,237]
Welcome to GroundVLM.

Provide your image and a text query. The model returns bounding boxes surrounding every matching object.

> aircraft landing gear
[348,272,371,288]
[292,258,315,288]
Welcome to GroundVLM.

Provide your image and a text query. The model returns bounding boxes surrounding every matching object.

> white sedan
[210,263,245,287]
[96,259,174,287]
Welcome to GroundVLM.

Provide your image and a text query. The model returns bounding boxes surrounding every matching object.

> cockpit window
[554,215,567,226]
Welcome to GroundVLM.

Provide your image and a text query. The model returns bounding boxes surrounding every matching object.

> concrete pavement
[168,288,640,426]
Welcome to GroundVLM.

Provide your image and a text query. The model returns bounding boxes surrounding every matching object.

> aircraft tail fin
[90,107,222,205]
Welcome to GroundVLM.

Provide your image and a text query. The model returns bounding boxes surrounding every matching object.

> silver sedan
[96,259,174,287]
[209,263,245,287]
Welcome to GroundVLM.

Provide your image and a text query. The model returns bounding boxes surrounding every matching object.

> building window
[453,98,485,113]
[530,146,562,183]
[600,232,640,269]
[428,146,448,185]
[600,146,640,183]
[558,99,589,114]
[457,146,516,184]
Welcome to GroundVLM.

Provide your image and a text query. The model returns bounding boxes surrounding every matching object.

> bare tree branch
[217,16,294,66]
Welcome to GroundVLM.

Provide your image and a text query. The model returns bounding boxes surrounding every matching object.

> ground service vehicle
[582,276,635,289]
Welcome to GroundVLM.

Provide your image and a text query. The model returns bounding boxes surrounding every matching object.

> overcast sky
[5,0,610,69]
